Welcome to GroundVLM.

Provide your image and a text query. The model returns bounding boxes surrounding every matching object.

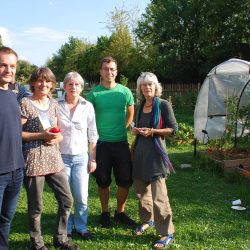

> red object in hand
[49,127,61,133]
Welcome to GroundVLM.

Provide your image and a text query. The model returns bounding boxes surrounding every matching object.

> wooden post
[194,138,197,157]
[168,95,172,106]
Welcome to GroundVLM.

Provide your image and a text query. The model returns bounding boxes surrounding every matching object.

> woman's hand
[132,127,140,135]
[44,129,63,146]
[138,127,153,137]
[89,160,97,173]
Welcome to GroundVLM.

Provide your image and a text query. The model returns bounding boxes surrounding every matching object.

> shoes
[153,234,174,249]
[77,231,92,240]
[100,212,111,228]
[54,239,80,250]
[132,220,154,235]
[114,210,136,226]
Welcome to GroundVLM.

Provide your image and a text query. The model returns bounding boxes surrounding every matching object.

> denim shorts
[93,141,133,188]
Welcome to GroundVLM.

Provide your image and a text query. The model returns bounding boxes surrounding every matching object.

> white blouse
[57,95,98,155]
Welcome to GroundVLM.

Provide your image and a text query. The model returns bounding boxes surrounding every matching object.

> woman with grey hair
[131,72,178,249]
[58,72,98,240]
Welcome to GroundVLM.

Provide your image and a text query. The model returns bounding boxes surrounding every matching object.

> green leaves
[135,0,250,83]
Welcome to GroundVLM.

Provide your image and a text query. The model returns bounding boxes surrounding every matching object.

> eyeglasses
[101,67,117,72]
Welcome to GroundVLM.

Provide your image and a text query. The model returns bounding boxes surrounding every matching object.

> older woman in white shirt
[58,72,98,240]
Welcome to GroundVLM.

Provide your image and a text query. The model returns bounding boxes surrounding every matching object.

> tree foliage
[135,0,250,83]
[47,7,141,84]
[45,1,250,85]
[16,60,36,83]
[47,36,93,81]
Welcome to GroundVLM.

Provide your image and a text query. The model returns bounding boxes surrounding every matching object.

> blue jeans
[62,153,89,234]
[0,168,23,250]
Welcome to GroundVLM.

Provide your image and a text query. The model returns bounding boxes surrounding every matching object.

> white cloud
[0,26,94,66]
[0,27,13,46]
[21,27,69,42]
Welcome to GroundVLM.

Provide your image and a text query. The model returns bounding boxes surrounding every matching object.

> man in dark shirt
[0,46,25,249]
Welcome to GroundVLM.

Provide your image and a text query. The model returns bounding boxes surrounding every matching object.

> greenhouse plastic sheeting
[194,58,250,143]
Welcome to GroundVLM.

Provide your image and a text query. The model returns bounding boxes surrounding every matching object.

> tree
[135,0,250,83]
[46,5,149,84]
[47,36,93,81]
[105,5,141,44]
[103,5,147,82]
[78,36,111,84]
[104,27,135,79]
[16,60,36,83]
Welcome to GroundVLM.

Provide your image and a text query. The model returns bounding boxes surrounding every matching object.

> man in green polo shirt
[87,56,135,228]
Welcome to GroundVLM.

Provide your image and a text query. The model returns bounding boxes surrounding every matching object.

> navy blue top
[0,89,25,174]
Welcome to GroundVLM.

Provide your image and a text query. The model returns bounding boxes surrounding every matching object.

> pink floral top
[20,97,64,176]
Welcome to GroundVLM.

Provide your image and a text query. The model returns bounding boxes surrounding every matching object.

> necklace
[144,103,152,108]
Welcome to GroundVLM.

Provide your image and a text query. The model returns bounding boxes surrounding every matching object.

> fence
[55,82,198,115]
[127,82,201,93]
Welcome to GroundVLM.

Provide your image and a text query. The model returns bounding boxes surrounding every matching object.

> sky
[0,0,150,66]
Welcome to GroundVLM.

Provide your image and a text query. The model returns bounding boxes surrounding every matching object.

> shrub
[167,122,194,145]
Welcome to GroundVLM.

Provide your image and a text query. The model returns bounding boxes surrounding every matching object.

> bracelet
[151,128,154,137]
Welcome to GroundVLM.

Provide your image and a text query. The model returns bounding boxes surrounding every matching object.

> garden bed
[206,147,250,179]
[207,147,250,161]
[235,165,250,181]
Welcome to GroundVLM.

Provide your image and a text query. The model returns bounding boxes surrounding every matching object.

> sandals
[132,221,154,235]
[153,234,174,249]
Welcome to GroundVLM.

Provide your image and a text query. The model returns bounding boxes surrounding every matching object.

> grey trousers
[134,177,174,235]
[24,170,73,249]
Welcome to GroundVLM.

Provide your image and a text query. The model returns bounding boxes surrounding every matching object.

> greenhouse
[194,58,250,145]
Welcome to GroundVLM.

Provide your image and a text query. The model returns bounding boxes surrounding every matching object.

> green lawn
[9,142,250,250]
[9,99,250,249]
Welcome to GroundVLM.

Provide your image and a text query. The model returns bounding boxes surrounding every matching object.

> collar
[57,93,87,105]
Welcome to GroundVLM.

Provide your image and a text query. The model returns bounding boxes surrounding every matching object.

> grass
[9,144,250,250]
[9,105,250,250]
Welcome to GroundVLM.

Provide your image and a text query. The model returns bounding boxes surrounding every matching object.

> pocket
[73,121,84,130]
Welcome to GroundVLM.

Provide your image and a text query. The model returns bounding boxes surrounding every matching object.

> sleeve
[19,98,29,119]
[161,100,178,134]
[86,90,94,105]
[87,102,99,143]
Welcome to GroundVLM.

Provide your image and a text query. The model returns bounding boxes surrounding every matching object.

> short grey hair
[63,72,84,87]
[136,72,162,99]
